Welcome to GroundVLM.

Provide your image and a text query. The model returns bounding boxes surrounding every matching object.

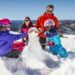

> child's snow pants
[47,34,68,58]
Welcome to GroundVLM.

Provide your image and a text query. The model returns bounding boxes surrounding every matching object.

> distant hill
[11,20,75,34]
[59,20,75,34]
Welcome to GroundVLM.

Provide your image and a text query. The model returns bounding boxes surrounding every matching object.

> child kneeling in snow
[44,22,68,58]
[0,19,27,58]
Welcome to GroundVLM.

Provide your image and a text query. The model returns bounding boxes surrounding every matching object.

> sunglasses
[46,10,53,13]
[25,20,30,22]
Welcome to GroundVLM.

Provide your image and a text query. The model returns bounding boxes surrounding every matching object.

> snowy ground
[0,34,75,75]
[61,35,75,52]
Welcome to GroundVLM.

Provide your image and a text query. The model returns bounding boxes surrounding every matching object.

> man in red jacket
[36,4,59,49]
[36,4,68,58]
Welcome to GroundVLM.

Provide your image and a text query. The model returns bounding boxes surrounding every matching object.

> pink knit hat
[0,18,11,26]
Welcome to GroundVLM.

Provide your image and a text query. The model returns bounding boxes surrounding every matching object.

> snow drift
[0,31,75,75]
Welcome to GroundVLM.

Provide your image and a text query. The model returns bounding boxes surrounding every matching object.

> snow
[0,34,75,75]
[61,35,75,52]
[0,58,12,75]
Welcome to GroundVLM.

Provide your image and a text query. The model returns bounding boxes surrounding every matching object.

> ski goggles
[3,24,11,28]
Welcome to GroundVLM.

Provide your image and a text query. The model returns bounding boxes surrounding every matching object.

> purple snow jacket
[0,31,27,56]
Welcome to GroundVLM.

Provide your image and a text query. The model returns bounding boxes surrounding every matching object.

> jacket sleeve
[11,33,27,41]
[35,17,41,29]
[54,16,60,32]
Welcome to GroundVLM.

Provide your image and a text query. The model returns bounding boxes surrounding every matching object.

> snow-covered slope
[0,35,75,75]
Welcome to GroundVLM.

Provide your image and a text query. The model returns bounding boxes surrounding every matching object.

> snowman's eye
[35,31,38,33]
[29,29,34,33]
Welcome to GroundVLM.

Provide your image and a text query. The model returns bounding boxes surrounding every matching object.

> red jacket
[36,12,59,38]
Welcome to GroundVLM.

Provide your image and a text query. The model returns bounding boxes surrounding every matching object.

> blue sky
[0,0,75,20]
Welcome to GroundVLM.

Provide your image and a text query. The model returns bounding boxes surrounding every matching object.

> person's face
[6,26,11,31]
[24,19,30,26]
[3,25,11,31]
[46,7,54,13]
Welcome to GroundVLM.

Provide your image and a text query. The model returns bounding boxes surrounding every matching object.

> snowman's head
[28,27,38,38]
